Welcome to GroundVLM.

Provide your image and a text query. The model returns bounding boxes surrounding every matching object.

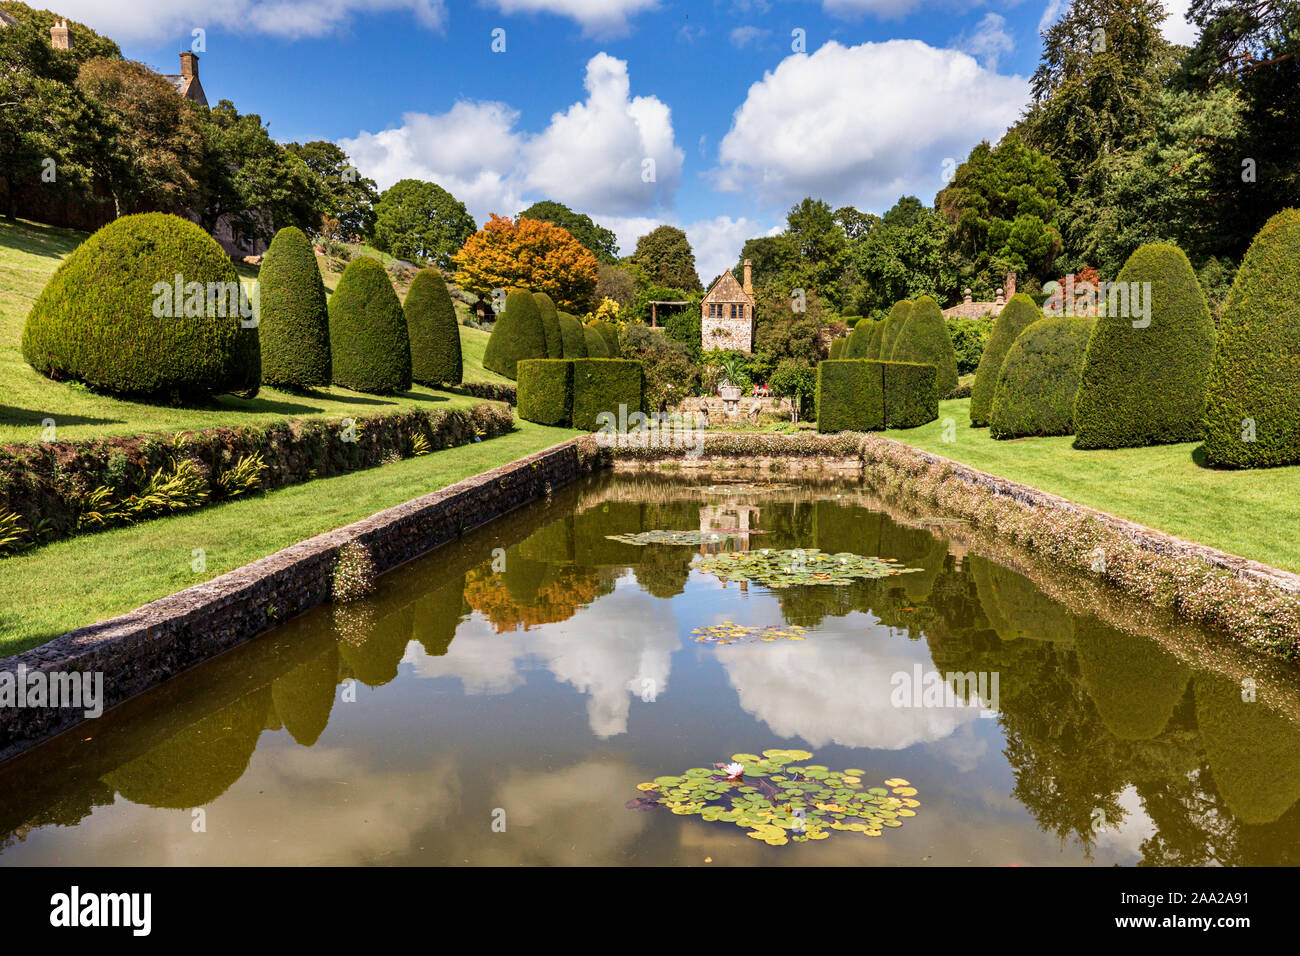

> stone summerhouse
[702,259,756,353]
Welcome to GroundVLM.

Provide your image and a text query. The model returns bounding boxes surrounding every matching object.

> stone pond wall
[0,436,606,762]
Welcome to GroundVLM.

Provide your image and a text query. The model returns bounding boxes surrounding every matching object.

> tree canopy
[371,178,474,266]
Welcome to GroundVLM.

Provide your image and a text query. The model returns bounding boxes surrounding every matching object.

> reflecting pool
[3,474,1300,865]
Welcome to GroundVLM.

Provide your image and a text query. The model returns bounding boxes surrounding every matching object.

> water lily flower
[724,762,745,780]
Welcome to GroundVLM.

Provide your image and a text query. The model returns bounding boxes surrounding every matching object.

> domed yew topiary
[879,300,912,359]
[22,212,260,398]
[889,296,958,400]
[845,318,875,358]
[989,316,1094,439]
[405,268,462,385]
[865,315,887,360]
[1202,209,1300,467]
[583,324,610,358]
[257,226,331,390]
[970,293,1041,426]
[482,288,546,380]
[1073,242,1215,449]
[591,318,620,357]
[828,337,847,360]
[533,292,564,359]
[328,256,412,394]
[558,311,588,358]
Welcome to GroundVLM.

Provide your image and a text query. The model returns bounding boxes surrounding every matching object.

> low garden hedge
[1202,209,1300,468]
[882,361,939,429]
[816,360,883,432]
[517,359,574,426]
[1073,242,1216,449]
[970,293,1040,426]
[816,360,938,432]
[571,358,644,431]
[0,403,515,555]
[989,316,1094,439]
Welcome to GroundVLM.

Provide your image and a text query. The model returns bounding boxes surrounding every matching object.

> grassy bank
[0,218,508,443]
[0,421,577,654]
[885,398,1300,573]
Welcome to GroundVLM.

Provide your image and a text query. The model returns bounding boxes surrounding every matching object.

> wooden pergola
[648,300,692,328]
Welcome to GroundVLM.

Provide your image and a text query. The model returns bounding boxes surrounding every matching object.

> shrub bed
[1073,242,1216,449]
[970,293,1040,426]
[453,382,517,405]
[258,226,332,390]
[571,358,644,431]
[0,403,515,555]
[22,212,260,399]
[989,316,1094,438]
[405,269,462,385]
[1202,209,1300,468]
[517,359,574,426]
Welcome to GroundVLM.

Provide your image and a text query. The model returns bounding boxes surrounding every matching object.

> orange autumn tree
[453,214,599,313]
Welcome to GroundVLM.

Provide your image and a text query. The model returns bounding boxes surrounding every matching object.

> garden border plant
[0,402,514,555]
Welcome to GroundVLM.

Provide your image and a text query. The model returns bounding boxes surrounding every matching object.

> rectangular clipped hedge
[883,361,939,429]
[571,358,644,431]
[517,359,575,426]
[816,360,939,433]
[816,360,883,432]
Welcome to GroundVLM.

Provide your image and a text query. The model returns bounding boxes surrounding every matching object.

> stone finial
[963,288,972,304]
[995,287,1005,306]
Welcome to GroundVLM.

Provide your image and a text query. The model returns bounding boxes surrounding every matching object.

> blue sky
[58,0,1197,279]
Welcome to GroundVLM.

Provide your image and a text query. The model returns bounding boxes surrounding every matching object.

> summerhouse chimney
[50,19,71,50]
[1005,271,1016,299]
[743,258,752,295]
[180,51,198,79]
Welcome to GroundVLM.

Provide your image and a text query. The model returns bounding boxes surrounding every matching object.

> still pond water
[3,473,1300,865]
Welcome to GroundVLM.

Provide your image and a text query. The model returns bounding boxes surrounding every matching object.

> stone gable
[702,267,756,353]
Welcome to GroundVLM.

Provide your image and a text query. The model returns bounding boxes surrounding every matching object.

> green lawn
[886,398,1300,573]
[0,421,577,654]
[0,218,508,443]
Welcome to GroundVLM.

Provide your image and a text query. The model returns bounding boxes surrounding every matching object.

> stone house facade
[702,259,756,353]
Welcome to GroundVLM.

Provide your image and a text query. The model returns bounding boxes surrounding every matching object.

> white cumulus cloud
[485,0,660,36]
[956,12,1015,71]
[714,39,1029,212]
[339,53,683,229]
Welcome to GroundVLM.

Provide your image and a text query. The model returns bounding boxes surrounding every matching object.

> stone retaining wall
[0,436,605,763]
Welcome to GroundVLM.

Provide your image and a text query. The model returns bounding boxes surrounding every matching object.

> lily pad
[606,528,770,546]
[697,549,921,590]
[692,622,809,646]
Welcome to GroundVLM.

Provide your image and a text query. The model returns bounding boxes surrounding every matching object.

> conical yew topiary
[558,311,588,357]
[483,288,547,379]
[865,315,888,359]
[970,293,1042,426]
[1073,242,1215,449]
[583,325,610,358]
[890,296,958,400]
[1202,209,1300,467]
[405,268,462,385]
[989,316,1094,438]
[328,256,412,394]
[258,226,331,390]
[533,292,564,359]
[879,300,913,359]
[845,318,875,358]
[22,212,260,398]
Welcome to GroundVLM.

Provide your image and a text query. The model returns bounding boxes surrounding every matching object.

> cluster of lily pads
[606,529,766,546]
[690,622,808,645]
[697,548,921,589]
[628,750,920,846]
